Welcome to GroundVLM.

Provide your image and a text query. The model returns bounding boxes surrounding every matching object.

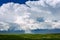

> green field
[0,34,60,40]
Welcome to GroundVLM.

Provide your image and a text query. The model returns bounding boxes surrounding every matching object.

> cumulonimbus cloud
[0,0,60,33]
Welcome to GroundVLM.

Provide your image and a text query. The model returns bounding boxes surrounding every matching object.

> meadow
[0,34,60,40]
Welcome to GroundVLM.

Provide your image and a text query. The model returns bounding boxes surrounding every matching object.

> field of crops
[0,34,60,40]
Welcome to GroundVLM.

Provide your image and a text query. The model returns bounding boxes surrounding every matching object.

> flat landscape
[0,34,60,40]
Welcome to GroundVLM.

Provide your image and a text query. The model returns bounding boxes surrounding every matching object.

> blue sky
[0,0,38,6]
[0,0,28,6]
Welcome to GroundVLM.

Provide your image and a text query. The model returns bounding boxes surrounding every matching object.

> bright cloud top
[0,0,60,33]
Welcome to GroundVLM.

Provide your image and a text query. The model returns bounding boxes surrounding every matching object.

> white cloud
[0,22,9,31]
[0,0,60,33]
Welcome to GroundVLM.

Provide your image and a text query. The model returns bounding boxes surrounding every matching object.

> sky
[0,0,60,33]
[0,0,28,6]
[0,0,38,6]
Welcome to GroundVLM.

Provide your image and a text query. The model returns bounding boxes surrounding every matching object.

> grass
[0,34,60,40]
